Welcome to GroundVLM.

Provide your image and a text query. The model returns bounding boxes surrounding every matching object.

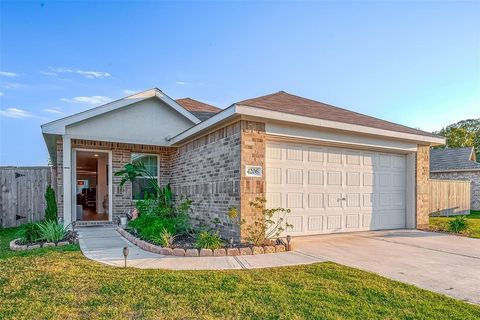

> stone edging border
[10,239,71,251]
[117,227,289,257]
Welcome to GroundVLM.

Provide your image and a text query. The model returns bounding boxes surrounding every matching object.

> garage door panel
[326,215,342,230]
[266,167,282,184]
[346,151,361,165]
[307,216,324,231]
[308,170,324,185]
[286,169,303,184]
[286,193,303,208]
[346,193,361,207]
[346,214,360,229]
[327,171,342,186]
[267,143,283,160]
[267,142,407,236]
[308,193,324,209]
[286,216,303,233]
[327,149,343,165]
[308,147,324,162]
[327,193,343,208]
[286,145,303,161]
[266,192,282,208]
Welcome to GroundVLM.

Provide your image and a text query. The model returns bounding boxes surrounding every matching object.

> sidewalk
[77,227,325,270]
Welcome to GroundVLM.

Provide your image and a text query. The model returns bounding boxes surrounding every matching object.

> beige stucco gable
[65,98,195,146]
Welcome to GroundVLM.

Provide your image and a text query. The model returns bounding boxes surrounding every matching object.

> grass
[429,210,480,238]
[0,227,479,319]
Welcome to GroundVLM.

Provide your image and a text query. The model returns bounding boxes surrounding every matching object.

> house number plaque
[245,165,263,177]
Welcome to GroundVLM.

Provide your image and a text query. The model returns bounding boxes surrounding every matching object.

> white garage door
[266,142,406,236]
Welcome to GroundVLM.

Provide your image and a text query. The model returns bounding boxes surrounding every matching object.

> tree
[44,185,58,221]
[434,118,480,159]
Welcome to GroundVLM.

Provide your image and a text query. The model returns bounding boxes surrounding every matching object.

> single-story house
[430,147,480,210]
[41,88,445,239]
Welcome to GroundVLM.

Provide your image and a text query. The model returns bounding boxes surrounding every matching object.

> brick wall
[170,122,242,239]
[416,145,430,229]
[55,138,173,221]
[239,121,266,239]
[431,171,480,210]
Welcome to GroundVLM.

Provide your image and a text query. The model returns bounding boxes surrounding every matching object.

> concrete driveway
[293,229,480,304]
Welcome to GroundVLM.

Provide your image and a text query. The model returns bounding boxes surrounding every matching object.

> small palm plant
[115,162,172,207]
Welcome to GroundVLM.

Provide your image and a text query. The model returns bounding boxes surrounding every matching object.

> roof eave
[41,88,202,136]
[235,105,446,145]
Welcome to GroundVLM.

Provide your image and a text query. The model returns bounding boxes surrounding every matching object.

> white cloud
[2,83,23,89]
[42,107,64,115]
[75,70,111,79]
[123,89,137,95]
[61,96,113,105]
[176,81,188,85]
[0,108,34,119]
[40,71,58,76]
[0,71,18,77]
[45,67,111,79]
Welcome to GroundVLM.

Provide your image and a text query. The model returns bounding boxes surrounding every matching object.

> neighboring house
[41,88,444,239]
[430,147,480,210]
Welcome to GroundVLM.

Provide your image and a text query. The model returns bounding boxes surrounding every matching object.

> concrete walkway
[78,227,325,270]
[294,230,480,305]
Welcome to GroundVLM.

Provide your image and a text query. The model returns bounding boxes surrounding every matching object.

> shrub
[37,220,68,243]
[128,214,177,244]
[195,230,223,249]
[151,228,176,247]
[17,223,42,244]
[448,215,469,233]
[44,185,58,222]
[229,197,292,246]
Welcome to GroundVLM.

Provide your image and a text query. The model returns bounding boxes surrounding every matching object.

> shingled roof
[237,91,439,138]
[430,147,480,172]
[176,98,221,121]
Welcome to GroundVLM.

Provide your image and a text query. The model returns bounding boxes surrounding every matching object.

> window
[131,153,158,200]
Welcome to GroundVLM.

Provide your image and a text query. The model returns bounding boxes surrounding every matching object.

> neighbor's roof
[237,91,440,138]
[175,98,221,121]
[430,147,480,172]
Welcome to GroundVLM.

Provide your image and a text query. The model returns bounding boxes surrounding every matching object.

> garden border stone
[116,227,289,258]
[9,238,73,251]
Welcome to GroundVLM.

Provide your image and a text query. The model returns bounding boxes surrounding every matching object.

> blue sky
[0,1,479,166]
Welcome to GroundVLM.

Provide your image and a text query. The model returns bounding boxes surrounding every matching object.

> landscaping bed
[10,230,77,251]
[429,210,480,238]
[118,227,288,257]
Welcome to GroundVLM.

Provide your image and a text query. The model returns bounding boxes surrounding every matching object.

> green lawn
[429,210,480,238]
[0,227,479,320]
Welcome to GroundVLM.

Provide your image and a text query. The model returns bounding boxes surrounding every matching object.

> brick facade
[416,145,430,229]
[170,122,242,239]
[431,171,480,210]
[239,121,266,239]
[54,125,432,237]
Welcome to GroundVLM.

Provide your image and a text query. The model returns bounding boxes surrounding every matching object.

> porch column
[62,136,72,227]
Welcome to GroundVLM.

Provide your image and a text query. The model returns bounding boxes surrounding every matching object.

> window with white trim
[131,153,158,200]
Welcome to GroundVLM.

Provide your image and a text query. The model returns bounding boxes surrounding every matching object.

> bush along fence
[8,184,78,252]
[114,162,293,258]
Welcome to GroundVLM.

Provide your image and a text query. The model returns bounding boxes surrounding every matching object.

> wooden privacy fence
[0,167,54,227]
[429,179,471,216]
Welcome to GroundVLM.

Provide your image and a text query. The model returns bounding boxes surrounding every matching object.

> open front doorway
[74,150,111,221]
